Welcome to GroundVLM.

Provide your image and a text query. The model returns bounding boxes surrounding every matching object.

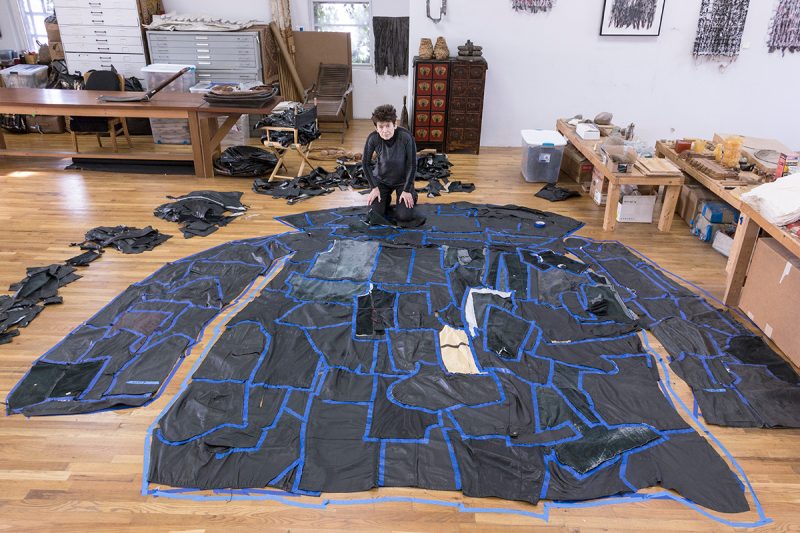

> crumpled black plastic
[535,183,580,202]
[75,225,171,254]
[213,146,278,177]
[0,264,79,344]
[256,110,321,147]
[154,190,248,238]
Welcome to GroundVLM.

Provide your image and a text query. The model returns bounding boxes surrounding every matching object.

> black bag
[0,114,27,133]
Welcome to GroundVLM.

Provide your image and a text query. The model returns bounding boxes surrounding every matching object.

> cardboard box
[738,238,800,367]
[45,21,60,43]
[560,143,593,184]
[616,194,657,223]
[26,115,66,134]
[590,168,607,206]
[700,200,738,224]
[692,213,728,242]
[677,182,717,227]
[711,226,736,256]
[49,41,64,61]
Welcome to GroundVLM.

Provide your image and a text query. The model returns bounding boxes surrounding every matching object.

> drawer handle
[97,47,110,50]
[198,61,211,65]
[92,19,105,23]
[197,55,210,59]
[93,30,107,34]
[90,10,103,14]
[195,36,208,40]
[95,39,108,42]
[99,56,112,59]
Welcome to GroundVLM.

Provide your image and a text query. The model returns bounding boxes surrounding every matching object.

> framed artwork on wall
[600,0,666,36]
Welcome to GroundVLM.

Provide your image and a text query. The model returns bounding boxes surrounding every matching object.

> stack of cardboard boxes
[560,143,594,191]
[676,177,738,256]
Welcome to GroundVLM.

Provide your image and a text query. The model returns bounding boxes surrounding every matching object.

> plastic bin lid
[521,129,566,147]
[141,63,196,73]
[0,64,48,75]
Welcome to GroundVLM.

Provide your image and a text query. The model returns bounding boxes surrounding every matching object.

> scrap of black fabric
[535,183,580,202]
[75,225,171,254]
[0,264,80,345]
[213,145,278,177]
[154,190,248,238]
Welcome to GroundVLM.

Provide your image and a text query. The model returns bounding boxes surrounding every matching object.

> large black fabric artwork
[9,203,794,521]
[372,17,409,77]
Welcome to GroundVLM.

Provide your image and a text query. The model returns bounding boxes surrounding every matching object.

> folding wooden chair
[304,63,353,143]
[260,105,318,182]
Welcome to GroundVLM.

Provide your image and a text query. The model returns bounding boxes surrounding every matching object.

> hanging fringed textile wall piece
[692,0,751,58]
[373,17,410,77]
[609,0,658,30]
[767,0,800,53]
[511,0,555,13]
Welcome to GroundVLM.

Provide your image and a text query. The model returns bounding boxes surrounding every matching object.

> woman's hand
[399,191,415,209]
[367,187,381,205]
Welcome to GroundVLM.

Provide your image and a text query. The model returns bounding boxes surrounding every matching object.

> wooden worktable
[556,119,684,232]
[656,140,800,306]
[0,88,278,178]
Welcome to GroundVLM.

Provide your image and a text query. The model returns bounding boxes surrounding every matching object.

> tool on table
[96,67,191,103]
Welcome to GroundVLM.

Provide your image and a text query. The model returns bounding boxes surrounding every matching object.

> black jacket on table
[362,128,417,193]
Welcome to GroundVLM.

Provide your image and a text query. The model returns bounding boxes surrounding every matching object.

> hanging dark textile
[693,0,751,58]
[373,17,409,77]
[767,0,800,54]
[511,0,555,13]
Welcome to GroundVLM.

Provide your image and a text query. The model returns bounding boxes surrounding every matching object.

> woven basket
[433,36,449,60]
[419,38,433,59]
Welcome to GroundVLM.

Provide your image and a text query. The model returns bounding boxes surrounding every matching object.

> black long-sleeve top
[362,127,417,193]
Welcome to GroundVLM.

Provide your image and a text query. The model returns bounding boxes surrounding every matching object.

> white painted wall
[0,0,27,50]
[161,0,271,22]
[292,0,410,119]
[409,0,800,148]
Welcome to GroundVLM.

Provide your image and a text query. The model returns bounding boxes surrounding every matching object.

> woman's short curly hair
[371,104,397,125]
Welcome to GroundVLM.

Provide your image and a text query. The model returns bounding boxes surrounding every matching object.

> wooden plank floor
[0,122,797,532]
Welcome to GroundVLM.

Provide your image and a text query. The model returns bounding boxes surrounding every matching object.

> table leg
[723,214,760,307]
[603,180,620,231]
[187,111,209,178]
[658,184,681,232]
[0,127,6,149]
[198,117,220,178]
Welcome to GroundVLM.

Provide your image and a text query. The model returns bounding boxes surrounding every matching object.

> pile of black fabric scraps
[73,225,171,254]
[213,146,278,177]
[0,264,80,344]
[535,183,580,202]
[154,191,248,238]
[415,152,475,197]
[256,110,321,147]
[253,166,363,205]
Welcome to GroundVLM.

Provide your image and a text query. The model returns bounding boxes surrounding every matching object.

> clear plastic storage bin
[520,129,567,183]
[189,81,250,147]
[141,64,196,144]
[0,64,49,88]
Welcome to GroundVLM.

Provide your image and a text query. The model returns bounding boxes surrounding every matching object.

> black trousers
[369,182,418,223]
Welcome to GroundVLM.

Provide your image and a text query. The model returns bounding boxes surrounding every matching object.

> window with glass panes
[311,1,372,65]
[17,0,54,50]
